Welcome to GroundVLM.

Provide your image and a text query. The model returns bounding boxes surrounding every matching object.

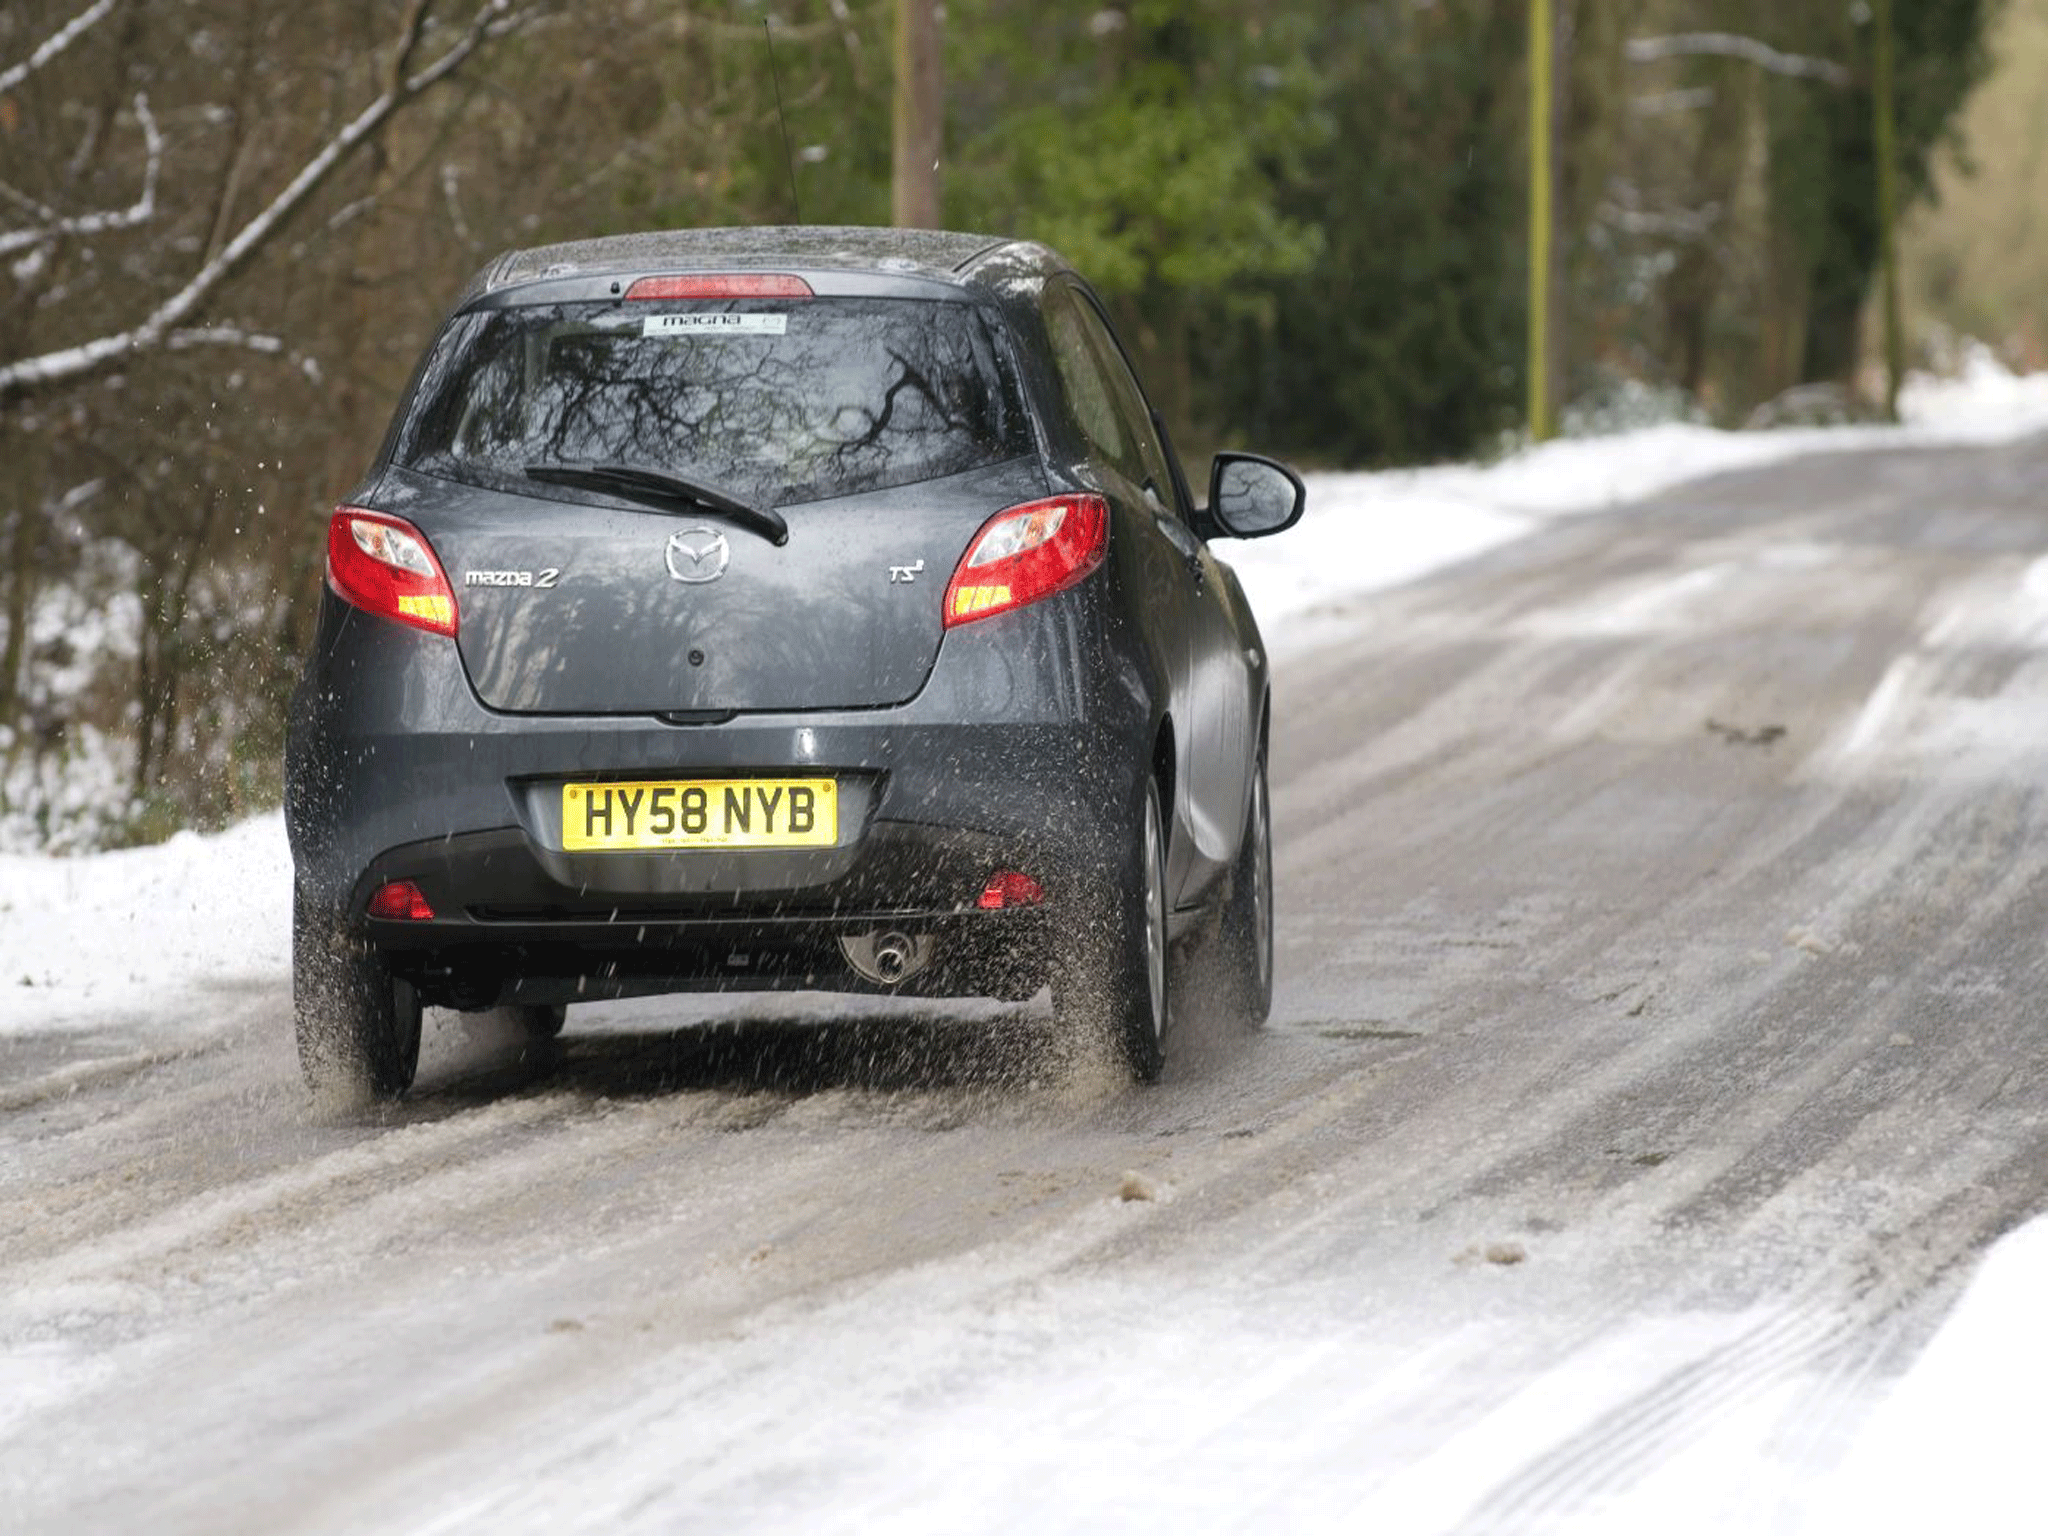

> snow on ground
[1813,1216,2048,1534]
[0,811,289,1038]
[0,535,142,853]
[6,350,2048,1521]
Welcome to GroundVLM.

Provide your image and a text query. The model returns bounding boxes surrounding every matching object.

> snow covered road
[9,424,2048,1531]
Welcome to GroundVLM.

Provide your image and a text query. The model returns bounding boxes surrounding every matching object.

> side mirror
[1206,452,1305,539]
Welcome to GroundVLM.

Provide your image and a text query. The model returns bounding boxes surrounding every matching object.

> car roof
[461,226,1061,305]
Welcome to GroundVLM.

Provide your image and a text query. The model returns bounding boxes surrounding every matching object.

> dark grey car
[285,226,1303,1099]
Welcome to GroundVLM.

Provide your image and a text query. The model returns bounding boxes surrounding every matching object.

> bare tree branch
[1599,177,1727,243]
[162,324,324,380]
[0,0,122,98]
[0,0,525,399]
[384,0,435,96]
[1596,199,1724,240]
[676,8,855,45]
[165,325,283,355]
[440,161,475,248]
[0,93,160,258]
[1625,32,1851,87]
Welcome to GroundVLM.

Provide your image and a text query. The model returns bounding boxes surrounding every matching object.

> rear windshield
[394,296,1033,508]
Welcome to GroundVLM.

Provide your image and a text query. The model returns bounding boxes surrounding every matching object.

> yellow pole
[1872,0,1903,420]
[1529,0,1554,442]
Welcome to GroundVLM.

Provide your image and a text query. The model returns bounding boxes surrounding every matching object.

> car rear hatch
[383,286,1044,715]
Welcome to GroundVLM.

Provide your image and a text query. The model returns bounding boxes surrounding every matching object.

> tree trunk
[0,420,41,738]
[892,0,942,228]
[1662,65,1751,398]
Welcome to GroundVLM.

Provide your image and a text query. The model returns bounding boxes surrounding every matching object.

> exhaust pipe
[840,929,935,987]
[873,932,915,983]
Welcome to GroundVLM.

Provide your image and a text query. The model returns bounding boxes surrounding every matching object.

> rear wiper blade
[524,462,789,547]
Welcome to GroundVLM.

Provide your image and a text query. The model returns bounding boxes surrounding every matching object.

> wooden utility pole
[892,0,943,228]
[1872,0,1904,420]
[1528,0,1556,442]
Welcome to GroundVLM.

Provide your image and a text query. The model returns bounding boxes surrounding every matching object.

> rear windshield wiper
[524,462,790,547]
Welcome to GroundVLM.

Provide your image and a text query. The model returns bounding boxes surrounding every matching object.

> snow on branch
[0,93,160,258]
[0,0,523,399]
[675,7,849,44]
[1625,33,1852,87]
[0,0,121,98]
[1600,178,1725,242]
[1631,87,1716,118]
[1597,199,1724,241]
[166,326,283,355]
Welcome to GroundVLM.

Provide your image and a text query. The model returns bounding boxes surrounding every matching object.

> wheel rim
[1143,792,1166,1042]
[1252,768,1272,993]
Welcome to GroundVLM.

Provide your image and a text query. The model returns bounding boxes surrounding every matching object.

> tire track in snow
[1455,1132,2048,1536]
[0,1092,569,1316]
[1452,1281,1867,1531]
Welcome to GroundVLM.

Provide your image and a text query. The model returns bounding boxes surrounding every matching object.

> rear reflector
[978,871,1045,910]
[367,880,435,921]
[624,274,815,301]
[944,495,1108,628]
[326,508,458,638]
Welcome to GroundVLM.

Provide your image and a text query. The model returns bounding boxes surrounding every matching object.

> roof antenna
[763,20,804,225]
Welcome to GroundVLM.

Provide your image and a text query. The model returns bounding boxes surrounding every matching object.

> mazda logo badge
[665,527,730,584]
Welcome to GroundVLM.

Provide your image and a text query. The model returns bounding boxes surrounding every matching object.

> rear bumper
[351,823,1053,1005]
[285,581,1157,1003]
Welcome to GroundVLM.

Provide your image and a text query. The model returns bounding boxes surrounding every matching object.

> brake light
[326,508,458,638]
[624,274,815,300]
[944,495,1108,627]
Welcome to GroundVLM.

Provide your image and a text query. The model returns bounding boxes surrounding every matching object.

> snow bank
[0,811,290,1037]
[1814,1214,2048,1533]
[1896,339,2048,440]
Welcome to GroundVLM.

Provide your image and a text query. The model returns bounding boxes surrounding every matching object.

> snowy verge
[0,811,290,1039]
[1812,1213,2048,1534]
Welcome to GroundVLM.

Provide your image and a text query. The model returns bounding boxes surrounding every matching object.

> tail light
[944,494,1108,628]
[326,508,458,637]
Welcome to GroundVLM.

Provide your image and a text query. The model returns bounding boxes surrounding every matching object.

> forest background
[0,0,2029,847]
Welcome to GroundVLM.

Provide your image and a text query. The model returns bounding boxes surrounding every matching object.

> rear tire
[1213,752,1274,1028]
[484,1002,566,1039]
[293,887,422,1100]
[1054,779,1169,1083]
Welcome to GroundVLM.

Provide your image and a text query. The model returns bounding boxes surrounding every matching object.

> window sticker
[641,313,789,338]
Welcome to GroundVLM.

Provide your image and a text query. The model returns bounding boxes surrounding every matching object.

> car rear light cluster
[326,508,458,638]
[943,494,1108,628]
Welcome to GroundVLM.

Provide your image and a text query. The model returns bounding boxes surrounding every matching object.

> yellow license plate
[561,777,837,851]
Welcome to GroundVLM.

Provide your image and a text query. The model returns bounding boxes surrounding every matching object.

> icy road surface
[9,432,2048,1531]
